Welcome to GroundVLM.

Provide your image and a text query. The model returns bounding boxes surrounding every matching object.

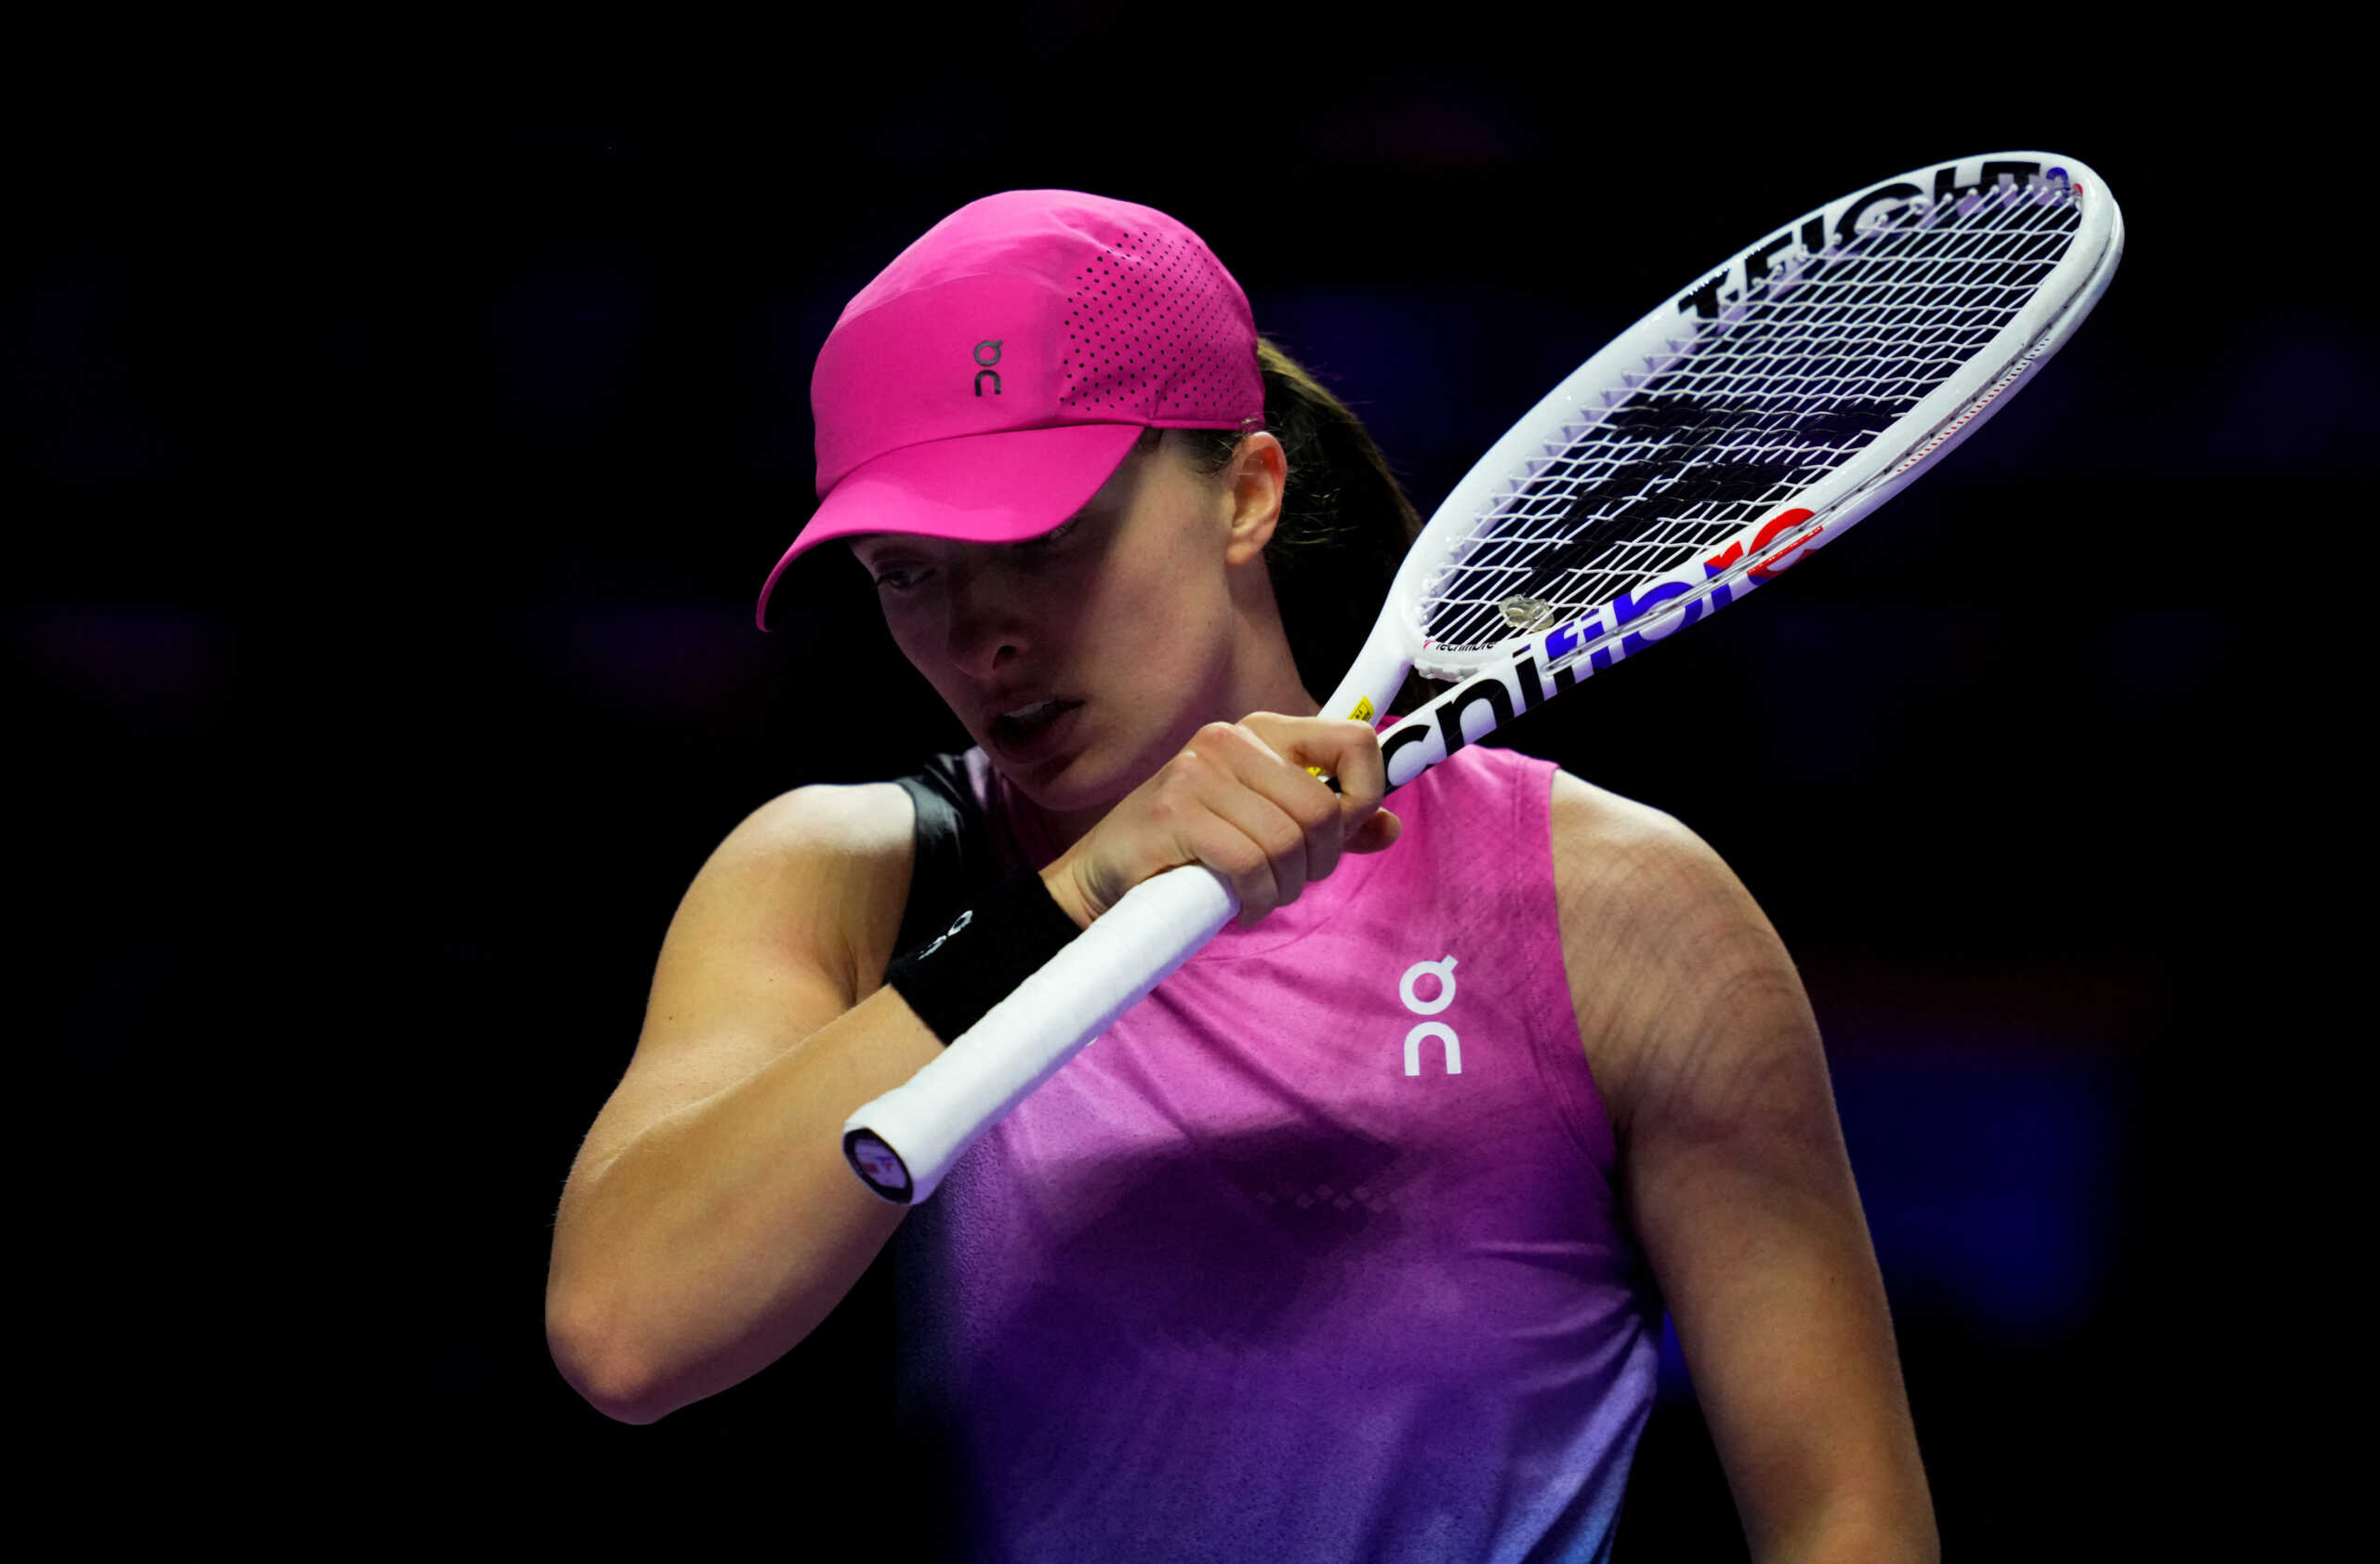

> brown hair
[1158,338,1425,707]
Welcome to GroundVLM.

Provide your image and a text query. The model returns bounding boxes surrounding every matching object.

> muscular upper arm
[1551,773,1936,1562]
[561,783,917,1202]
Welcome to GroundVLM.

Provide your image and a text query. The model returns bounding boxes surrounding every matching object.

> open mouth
[985,699,1090,762]
[989,698,1081,745]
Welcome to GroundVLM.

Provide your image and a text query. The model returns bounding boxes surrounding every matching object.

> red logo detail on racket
[1705,508,1820,580]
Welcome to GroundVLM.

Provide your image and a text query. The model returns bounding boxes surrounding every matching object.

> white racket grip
[842,865,1238,1203]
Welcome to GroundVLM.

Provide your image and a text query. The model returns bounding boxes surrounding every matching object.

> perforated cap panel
[1059,223,1263,426]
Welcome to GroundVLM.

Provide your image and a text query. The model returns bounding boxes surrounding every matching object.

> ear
[1221,431,1288,567]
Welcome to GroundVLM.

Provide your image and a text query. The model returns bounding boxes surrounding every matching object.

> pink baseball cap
[754,189,1266,630]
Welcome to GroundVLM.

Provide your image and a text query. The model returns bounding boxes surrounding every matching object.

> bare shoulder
[1546,770,1769,970]
[1547,771,1812,1145]
[719,780,918,875]
[676,780,919,1005]
[729,777,917,854]
[1556,772,1931,1556]
[563,781,918,1192]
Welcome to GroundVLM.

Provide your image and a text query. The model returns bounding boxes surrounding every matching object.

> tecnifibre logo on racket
[1382,509,1823,785]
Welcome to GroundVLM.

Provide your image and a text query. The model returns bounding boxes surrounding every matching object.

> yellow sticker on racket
[1307,696,1376,784]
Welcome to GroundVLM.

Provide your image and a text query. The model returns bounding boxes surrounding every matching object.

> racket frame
[1367,163,2122,779]
[844,152,2122,1203]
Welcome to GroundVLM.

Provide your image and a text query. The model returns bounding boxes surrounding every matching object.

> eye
[1019,515,1083,552]
[867,560,932,592]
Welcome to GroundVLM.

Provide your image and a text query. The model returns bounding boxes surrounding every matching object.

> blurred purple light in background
[1834,1050,2131,1330]
[1649,954,2162,1399]
[11,604,238,733]
[509,601,768,732]
[1659,1043,2135,1401]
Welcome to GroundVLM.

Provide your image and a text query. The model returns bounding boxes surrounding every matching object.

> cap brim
[755,422,1147,630]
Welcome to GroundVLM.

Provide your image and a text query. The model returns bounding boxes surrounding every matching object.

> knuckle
[1215,839,1267,878]
[1293,789,1337,831]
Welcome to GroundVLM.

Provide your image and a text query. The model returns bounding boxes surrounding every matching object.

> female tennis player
[546,191,1939,1561]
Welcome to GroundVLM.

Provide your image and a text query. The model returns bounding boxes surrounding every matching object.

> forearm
[1699,1274,1938,1564]
[1757,1489,1939,1564]
[545,985,942,1423]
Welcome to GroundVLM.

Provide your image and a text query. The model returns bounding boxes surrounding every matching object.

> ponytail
[1173,339,1426,708]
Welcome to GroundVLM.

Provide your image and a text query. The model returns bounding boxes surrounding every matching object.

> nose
[943,563,1030,679]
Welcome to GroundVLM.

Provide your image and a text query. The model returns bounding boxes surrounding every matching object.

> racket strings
[1419,180,2082,654]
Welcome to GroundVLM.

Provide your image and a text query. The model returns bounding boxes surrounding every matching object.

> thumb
[1343,807,1402,854]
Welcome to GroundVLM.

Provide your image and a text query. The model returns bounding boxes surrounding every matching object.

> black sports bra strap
[889,752,1001,967]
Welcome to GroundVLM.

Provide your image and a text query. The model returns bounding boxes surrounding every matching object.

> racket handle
[841,865,1238,1203]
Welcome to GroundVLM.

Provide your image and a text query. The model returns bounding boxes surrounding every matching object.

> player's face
[850,434,1254,816]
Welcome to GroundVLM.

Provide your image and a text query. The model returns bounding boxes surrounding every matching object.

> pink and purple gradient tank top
[888,744,1659,1562]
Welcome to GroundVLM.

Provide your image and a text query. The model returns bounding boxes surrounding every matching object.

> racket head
[1331,151,2119,710]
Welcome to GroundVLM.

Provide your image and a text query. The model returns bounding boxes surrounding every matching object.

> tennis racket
[846,151,2123,1203]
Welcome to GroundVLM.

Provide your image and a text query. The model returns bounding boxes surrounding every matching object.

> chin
[986,725,1157,821]
[994,750,1119,818]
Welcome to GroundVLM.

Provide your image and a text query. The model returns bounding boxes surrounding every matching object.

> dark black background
[13,20,2338,1557]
